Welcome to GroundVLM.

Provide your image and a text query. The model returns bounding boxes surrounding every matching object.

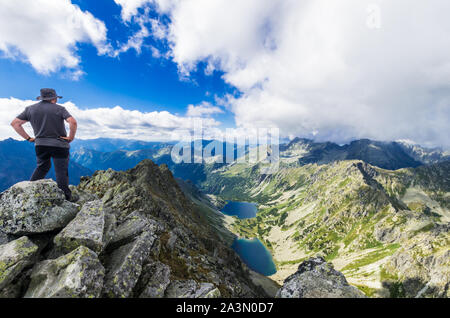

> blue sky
[0,0,237,127]
[0,0,449,148]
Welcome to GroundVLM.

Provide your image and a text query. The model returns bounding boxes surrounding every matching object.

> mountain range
[0,136,448,194]
[71,137,449,175]
[0,136,448,298]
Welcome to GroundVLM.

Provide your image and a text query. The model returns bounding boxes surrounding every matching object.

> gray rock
[0,230,9,245]
[24,246,105,298]
[167,231,178,249]
[195,283,222,298]
[149,237,161,258]
[69,185,98,206]
[109,210,157,247]
[103,231,156,298]
[103,212,117,247]
[164,280,198,298]
[165,280,221,298]
[0,280,23,298]
[0,180,79,235]
[53,200,110,254]
[276,257,366,298]
[0,236,38,289]
[0,269,31,298]
[138,261,171,298]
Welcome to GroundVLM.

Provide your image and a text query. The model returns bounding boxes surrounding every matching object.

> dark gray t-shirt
[17,101,72,149]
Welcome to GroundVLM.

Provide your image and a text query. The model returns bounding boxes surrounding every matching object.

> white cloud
[123,0,450,148]
[112,2,170,58]
[112,12,151,57]
[0,97,34,140]
[0,97,221,142]
[113,0,152,22]
[0,0,110,76]
[114,0,177,20]
[186,102,223,117]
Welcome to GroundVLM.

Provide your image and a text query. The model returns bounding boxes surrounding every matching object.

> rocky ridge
[0,160,270,298]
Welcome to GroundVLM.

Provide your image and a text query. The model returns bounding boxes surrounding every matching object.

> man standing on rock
[10,88,78,201]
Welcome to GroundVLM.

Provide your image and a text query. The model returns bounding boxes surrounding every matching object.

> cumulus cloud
[0,97,221,142]
[186,102,224,117]
[123,0,450,148]
[0,0,110,77]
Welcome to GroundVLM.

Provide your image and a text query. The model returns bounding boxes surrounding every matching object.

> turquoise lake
[232,238,277,276]
[221,201,277,276]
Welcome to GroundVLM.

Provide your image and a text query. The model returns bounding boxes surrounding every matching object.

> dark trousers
[31,146,71,200]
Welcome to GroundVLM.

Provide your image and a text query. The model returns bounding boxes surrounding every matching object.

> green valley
[197,158,449,298]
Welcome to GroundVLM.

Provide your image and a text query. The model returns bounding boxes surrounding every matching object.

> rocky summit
[276,257,366,298]
[0,160,275,298]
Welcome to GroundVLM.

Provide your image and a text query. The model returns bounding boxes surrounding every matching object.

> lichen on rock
[0,180,78,235]
[24,246,105,298]
[164,280,221,298]
[108,210,158,248]
[136,261,171,298]
[0,236,38,289]
[53,200,112,254]
[103,231,156,298]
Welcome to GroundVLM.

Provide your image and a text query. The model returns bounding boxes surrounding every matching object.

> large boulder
[137,261,171,298]
[24,246,105,298]
[53,200,114,254]
[103,231,156,298]
[165,280,221,298]
[0,180,79,235]
[276,257,366,298]
[0,236,38,289]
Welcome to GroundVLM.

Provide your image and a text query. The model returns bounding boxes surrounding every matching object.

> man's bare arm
[60,117,77,143]
[10,118,34,142]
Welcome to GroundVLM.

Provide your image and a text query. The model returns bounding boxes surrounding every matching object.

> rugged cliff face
[0,160,269,298]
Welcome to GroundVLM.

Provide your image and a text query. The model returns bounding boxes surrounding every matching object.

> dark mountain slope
[70,138,174,152]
